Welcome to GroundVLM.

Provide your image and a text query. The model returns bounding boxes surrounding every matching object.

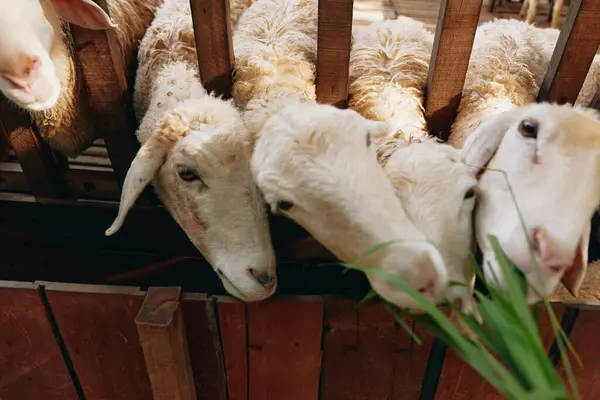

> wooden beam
[69,0,141,189]
[315,0,354,108]
[425,0,482,141]
[537,0,600,103]
[190,0,234,98]
[135,287,196,400]
[0,104,73,199]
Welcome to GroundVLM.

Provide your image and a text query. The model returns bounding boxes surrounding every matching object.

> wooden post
[135,287,197,400]
[190,0,234,98]
[315,0,354,108]
[537,0,600,104]
[0,105,73,199]
[425,0,482,141]
[69,0,141,189]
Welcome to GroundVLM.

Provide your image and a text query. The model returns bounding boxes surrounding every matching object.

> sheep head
[106,98,277,302]
[0,0,116,111]
[462,102,600,302]
[251,101,451,312]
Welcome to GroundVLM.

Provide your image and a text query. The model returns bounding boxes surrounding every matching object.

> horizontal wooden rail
[190,0,235,98]
[316,0,354,108]
[425,0,482,141]
[538,0,600,103]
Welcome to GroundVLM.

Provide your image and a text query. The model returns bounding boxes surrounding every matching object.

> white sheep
[451,19,600,301]
[232,0,318,136]
[105,0,277,302]
[520,0,564,29]
[348,17,479,313]
[0,0,164,157]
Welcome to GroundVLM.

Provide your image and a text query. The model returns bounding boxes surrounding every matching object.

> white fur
[106,0,277,302]
[348,17,479,313]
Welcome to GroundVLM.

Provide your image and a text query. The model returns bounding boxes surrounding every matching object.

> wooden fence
[1,280,598,400]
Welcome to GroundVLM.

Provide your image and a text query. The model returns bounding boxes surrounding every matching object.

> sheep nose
[249,268,276,289]
[0,55,41,92]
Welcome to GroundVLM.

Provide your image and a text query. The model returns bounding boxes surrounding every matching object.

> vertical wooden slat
[190,0,235,97]
[136,286,196,400]
[182,294,227,400]
[247,298,323,399]
[315,0,354,108]
[537,0,600,103]
[43,282,153,400]
[0,282,78,400]
[321,300,434,400]
[425,0,482,140]
[69,0,140,188]
[217,301,248,400]
[0,105,72,199]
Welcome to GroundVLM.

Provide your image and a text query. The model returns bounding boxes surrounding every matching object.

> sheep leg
[520,0,529,17]
[550,0,563,28]
[526,0,538,23]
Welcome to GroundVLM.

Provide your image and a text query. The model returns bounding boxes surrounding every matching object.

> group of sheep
[2,0,600,314]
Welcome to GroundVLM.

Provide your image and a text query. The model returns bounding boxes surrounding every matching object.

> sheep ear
[105,138,167,236]
[560,220,591,297]
[460,110,518,176]
[50,0,118,30]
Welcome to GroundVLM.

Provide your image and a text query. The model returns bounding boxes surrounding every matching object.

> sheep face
[382,141,479,309]
[463,103,600,302]
[0,0,116,111]
[106,102,277,303]
[252,102,450,312]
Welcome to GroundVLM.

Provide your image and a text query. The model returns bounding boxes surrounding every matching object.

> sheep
[232,0,318,136]
[520,0,564,29]
[449,20,600,301]
[0,0,164,157]
[461,103,600,303]
[347,17,479,313]
[105,0,277,302]
[0,0,253,158]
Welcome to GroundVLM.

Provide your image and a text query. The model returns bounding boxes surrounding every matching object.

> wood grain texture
[136,286,196,400]
[247,299,324,399]
[69,0,140,189]
[217,301,248,400]
[425,0,482,140]
[182,295,227,400]
[321,300,434,400]
[190,0,234,97]
[0,283,78,400]
[434,305,565,399]
[316,0,354,107]
[44,283,152,400]
[0,104,72,199]
[537,0,600,103]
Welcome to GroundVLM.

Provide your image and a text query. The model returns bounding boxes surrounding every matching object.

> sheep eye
[518,118,538,139]
[276,200,294,212]
[366,132,371,147]
[464,187,477,200]
[178,168,201,182]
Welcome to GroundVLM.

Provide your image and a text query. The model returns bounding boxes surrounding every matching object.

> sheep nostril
[249,268,275,289]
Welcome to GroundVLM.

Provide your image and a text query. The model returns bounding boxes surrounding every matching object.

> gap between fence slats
[190,0,234,98]
[538,0,600,103]
[425,0,482,141]
[316,0,354,108]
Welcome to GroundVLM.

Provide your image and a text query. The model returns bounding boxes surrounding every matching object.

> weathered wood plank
[217,301,248,400]
[425,0,482,140]
[182,294,227,400]
[321,300,434,399]
[43,283,152,400]
[190,0,234,97]
[247,299,323,399]
[0,282,79,400]
[316,0,354,107]
[537,0,600,103]
[136,286,196,400]
[0,104,72,199]
[69,0,141,188]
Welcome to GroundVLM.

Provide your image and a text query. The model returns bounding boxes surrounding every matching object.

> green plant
[344,235,581,400]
